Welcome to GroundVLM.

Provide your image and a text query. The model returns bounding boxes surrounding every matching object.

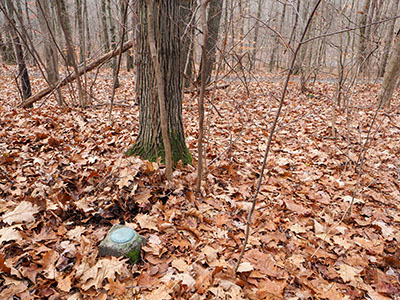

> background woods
[1,0,400,299]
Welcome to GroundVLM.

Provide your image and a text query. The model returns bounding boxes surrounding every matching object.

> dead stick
[0,168,15,184]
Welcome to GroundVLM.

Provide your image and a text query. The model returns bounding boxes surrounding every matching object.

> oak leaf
[2,201,39,225]
[0,227,22,244]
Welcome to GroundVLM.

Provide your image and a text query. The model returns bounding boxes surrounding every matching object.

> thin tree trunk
[100,0,110,52]
[276,0,287,69]
[197,0,208,190]
[379,0,399,77]
[36,0,63,105]
[83,0,91,57]
[75,0,84,63]
[55,0,86,107]
[378,31,400,107]
[251,0,262,71]
[109,0,128,122]
[3,0,32,105]
[358,0,371,73]
[198,0,222,84]
[107,0,119,88]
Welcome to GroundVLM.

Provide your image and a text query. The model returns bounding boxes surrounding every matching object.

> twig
[235,0,323,273]
[302,15,400,45]
[0,168,15,184]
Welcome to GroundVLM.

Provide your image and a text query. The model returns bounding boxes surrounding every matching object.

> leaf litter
[0,67,400,299]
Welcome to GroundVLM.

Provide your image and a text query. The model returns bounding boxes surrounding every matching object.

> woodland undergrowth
[1,67,400,299]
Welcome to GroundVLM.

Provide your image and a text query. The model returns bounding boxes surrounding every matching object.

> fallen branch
[19,41,133,108]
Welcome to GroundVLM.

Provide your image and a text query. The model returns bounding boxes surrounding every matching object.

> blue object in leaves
[110,226,136,244]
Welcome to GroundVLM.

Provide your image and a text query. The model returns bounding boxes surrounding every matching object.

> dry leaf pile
[1,67,400,299]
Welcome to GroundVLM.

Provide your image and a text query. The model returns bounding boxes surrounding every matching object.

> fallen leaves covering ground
[1,66,400,300]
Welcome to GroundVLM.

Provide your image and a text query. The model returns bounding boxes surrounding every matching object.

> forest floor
[1,66,400,300]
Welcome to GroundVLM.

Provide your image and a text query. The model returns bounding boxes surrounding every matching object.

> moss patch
[126,132,192,166]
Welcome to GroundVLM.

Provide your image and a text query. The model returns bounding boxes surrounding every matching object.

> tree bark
[83,0,91,57]
[126,0,192,166]
[75,0,85,63]
[107,0,119,88]
[197,0,208,190]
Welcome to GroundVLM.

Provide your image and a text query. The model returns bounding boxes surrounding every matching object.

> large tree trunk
[197,0,223,84]
[378,31,400,107]
[126,0,192,166]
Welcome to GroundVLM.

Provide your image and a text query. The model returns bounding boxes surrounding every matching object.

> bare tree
[378,0,399,77]
[55,0,86,107]
[36,0,63,105]
[198,0,223,85]
[1,0,32,106]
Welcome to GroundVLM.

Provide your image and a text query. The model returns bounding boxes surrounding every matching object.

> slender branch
[235,0,323,273]
[302,15,400,45]
[245,15,293,53]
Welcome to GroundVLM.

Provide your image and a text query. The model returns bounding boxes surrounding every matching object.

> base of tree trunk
[126,134,192,166]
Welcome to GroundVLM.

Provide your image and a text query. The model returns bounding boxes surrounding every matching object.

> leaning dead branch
[19,41,133,108]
